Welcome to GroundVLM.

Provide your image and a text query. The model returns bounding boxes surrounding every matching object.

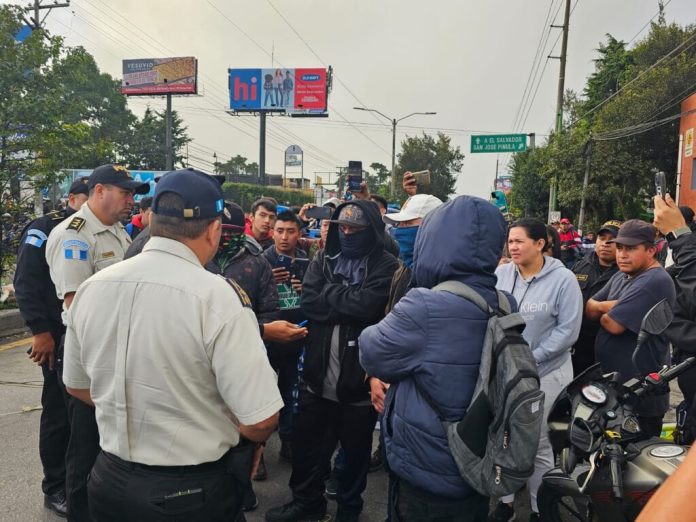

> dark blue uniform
[13,208,76,502]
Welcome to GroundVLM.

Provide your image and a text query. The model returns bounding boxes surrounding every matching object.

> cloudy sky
[16,0,696,198]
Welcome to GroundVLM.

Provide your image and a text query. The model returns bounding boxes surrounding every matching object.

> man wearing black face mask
[266,200,398,522]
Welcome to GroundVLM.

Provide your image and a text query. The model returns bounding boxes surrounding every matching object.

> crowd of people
[11,163,696,522]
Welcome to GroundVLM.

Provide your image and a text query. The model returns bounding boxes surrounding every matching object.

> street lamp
[354,107,436,197]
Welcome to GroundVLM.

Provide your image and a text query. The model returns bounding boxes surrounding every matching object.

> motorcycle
[537,299,696,521]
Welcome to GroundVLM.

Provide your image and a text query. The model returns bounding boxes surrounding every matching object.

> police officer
[45,164,149,522]
[13,177,89,517]
[571,220,621,375]
[61,168,282,521]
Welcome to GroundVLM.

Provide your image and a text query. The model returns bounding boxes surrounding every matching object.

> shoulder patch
[66,217,86,232]
[63,239,89,261]
[225,278,252,308]
[576,274,589,282]
[27,228,48,241]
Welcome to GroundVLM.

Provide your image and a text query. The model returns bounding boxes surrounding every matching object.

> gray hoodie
[495,256,582,377]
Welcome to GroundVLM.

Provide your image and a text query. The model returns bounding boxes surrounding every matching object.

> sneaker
[44,491,67,518]
[280,440,292,462]
[254,454,268,481]
[265,500,329,522]
[488,501,515,522]
[242,485,259,512]
[325,471,339,500]
[368,447,383,473]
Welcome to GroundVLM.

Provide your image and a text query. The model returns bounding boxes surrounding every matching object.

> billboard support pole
[165,94,173,171]
[259,112,267,186]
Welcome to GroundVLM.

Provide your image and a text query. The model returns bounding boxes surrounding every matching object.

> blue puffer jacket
[359,195,507,499]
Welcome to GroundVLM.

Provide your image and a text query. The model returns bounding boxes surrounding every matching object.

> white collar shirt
[62,236,283,465]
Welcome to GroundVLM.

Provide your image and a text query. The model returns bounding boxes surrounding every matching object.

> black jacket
[14,207,76,337]
[665,232,696,355]
[206,238,279,324]
[301,199,398,403]
[571,252,618,372]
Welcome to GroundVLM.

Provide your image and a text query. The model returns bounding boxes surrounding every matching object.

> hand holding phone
[655,171,667,199]
[305,206,334,220]
[412,170,431,188]
[347,160,363,192]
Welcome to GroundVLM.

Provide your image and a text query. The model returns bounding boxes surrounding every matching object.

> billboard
[229,68,327,114]
[122,57,198,95]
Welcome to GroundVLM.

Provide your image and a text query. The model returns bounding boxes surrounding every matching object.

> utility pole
[259,112,267,186]
[165,94,173,170]
[577,138,592,235]
[26,0,71,30]
[548,0,571,218]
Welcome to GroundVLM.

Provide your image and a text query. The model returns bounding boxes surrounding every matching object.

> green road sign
[471,134,527,153]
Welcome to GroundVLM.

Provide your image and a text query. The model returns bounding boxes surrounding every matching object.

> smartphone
[655,171,667,199]
[276,254,293,270]
[347,160,363,191]
[296,320,308,328]
[291,258,310,279]
[305,206,334,220]
[412,170,431,187]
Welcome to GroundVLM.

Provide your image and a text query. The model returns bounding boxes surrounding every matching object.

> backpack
[418,280,545,497]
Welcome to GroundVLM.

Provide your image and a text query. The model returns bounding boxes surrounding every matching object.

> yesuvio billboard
[228,68,327,114]
[122,57,198,95]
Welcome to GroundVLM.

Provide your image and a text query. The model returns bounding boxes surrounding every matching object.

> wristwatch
[667,226,692,241]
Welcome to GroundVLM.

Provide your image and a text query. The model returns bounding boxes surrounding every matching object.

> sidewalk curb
[0,309,29,340]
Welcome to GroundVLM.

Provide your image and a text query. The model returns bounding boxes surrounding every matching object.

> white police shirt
[62,236,283,465]
[45,202,131,324]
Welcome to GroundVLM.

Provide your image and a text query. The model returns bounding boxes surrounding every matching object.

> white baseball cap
[383,194,443,225]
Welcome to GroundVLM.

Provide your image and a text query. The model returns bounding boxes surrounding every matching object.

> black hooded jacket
[301,199,399,403]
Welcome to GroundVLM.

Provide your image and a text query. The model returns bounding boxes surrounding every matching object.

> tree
[215,154,258,178]
[366,162,390,198]
[396,132,462,201]
[122,107,190,170]
[510,19,696,224]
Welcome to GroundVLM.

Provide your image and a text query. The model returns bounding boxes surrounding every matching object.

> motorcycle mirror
[633,299,673,372]
[569,417,596,453]
[639,299,673,337]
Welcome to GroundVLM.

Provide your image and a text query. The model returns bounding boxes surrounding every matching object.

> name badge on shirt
[63,239,89,261]
[101,251,115,259]
[576,274,589,282]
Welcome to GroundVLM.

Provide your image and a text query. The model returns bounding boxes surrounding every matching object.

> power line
[594,107,694,141]
[511,0,558,131]
[627,0,673,44]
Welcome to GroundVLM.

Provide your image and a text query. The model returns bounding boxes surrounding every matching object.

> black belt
[102,450,228,475]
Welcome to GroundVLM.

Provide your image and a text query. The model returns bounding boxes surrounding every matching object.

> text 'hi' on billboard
[228,68,327,115]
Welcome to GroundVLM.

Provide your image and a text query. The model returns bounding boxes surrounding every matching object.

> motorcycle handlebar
[604,443,624,502]
[633,357,696,397]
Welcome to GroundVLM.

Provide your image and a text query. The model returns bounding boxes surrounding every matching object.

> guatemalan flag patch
[63,239,89,260]
[25,229,48,248]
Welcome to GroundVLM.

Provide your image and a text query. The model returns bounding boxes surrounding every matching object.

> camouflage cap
[329,204,369,228]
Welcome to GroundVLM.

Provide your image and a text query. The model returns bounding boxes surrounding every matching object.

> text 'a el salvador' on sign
[471,134,527,153]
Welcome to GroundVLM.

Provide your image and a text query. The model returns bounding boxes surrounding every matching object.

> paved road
[0,337,682,521]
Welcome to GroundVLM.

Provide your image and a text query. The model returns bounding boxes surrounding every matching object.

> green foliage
[396,132,462,202]
[122,107,190,170]
[222,182,314,211]
[0,5,191,212]
[215,155,258,177]
[510,19,696,225]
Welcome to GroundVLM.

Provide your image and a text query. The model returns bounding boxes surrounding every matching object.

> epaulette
[66,216,86,232]
[225,277,252,308]
[49,210,64,221]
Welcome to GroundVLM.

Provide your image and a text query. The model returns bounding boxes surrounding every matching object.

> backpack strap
[432,281,492,315]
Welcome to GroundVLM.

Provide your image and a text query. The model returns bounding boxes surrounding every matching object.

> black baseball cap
[68,177,90,196]
[597,220,622,237]
[88,164,150,195]
[608,219,656,246]
[222,201,245,230]
[152,168,224,220]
